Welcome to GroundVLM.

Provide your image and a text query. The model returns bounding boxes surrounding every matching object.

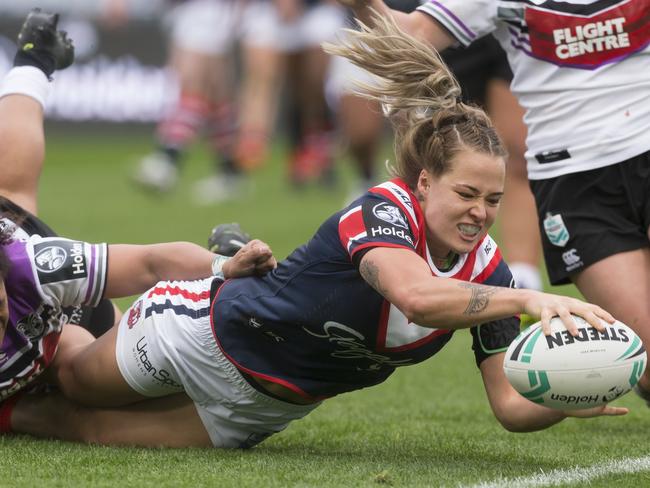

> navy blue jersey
[212,179,519,401]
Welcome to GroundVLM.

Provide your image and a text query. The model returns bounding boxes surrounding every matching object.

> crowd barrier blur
[0,6,175,123]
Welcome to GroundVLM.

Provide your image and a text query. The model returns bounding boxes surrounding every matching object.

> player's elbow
[395,287,442,326]
[494,412,532,433]
[490,396,551,433]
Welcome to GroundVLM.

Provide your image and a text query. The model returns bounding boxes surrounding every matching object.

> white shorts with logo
[115,277,320,448]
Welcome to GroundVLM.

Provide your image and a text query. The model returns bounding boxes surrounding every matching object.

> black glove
[14,8,74,77]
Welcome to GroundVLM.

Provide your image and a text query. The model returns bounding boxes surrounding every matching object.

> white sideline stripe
[464,456,650,488]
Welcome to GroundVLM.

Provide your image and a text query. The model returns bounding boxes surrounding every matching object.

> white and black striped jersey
[417,0,650,179]
[0,225,107,400]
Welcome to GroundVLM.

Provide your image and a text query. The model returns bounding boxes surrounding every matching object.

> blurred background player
[126,0,247,204]
[0,8,118,339]
[327,0,543,290]
[236,0,347,187]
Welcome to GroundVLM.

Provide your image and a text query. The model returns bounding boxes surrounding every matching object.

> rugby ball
[503,316,646,410]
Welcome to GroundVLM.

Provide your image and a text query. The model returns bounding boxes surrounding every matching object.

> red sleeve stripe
[339,204,361,222]
[338,205,366,253]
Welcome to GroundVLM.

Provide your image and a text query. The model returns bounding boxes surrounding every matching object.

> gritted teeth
[458,223,480,236]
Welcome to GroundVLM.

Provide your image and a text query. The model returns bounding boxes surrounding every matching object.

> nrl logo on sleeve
[34,246,68,273]
[372,203,408,229]
[543,213,569,247]
[34,241,88,284]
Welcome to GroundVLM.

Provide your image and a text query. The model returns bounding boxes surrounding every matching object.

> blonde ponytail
[324,13,506,187]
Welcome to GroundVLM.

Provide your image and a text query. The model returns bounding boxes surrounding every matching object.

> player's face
[417,148,505,259]
[0,280,7,343]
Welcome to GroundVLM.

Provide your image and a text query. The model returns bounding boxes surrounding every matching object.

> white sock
[0,66,51,109]
[509,262,543,291]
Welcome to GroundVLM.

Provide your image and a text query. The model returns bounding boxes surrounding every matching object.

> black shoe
[15,8,74,76]
[208,223,251,257]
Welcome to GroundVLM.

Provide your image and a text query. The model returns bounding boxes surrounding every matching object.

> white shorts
[166,0,244,55]
[242,2,346,52]
[115,278,320,448]
[325,53,380,110]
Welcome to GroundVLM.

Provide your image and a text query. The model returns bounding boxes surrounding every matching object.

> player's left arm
[104,240,275,299]
[479,353,628,432]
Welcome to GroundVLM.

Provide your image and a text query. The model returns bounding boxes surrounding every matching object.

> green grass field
[4,126,650,488]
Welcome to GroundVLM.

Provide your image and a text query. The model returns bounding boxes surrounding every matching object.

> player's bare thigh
[13,391,212,447]
[572,248,650,379]
[46,324,149,407]
[0,94,46,215]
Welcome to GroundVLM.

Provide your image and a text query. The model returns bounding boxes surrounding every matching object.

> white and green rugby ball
[504,316,646,410]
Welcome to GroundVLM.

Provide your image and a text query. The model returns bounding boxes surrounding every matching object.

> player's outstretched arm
[479,353,628,432]
[104,239,275,299]
[358,247,613,332]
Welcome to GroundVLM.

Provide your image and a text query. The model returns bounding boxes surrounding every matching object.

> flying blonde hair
[324,13,507,188]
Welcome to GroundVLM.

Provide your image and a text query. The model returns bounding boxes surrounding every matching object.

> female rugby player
[8,13,627,448]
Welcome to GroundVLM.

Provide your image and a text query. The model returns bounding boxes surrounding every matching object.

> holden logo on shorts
[34,246,67,273]
[372,203,408,229]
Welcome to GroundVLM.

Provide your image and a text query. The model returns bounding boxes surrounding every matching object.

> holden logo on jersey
[127,300,143,329]
[16,313,45,339]
[372,203,408,229]
[34,246,67,273]
[543,213,569,247]
[370,226,414,246]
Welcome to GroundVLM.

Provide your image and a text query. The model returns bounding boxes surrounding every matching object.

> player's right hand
[520,290,615,336]
[222,239,277,279]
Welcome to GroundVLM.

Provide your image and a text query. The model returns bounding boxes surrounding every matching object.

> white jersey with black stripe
[416,0,650,179]
[0,225,108,400]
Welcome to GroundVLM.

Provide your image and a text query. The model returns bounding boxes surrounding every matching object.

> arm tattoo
[359,259,389,296]
[459,282,500,315]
